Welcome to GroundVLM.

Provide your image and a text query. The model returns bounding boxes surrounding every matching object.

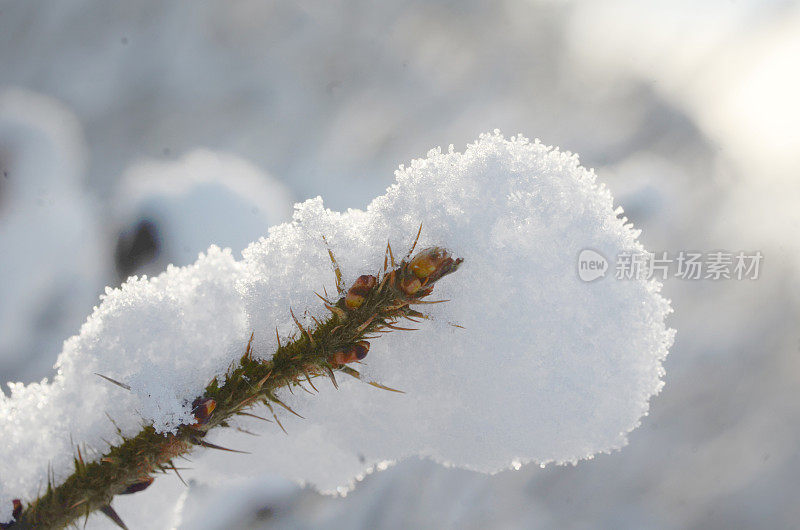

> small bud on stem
[331,341,371,365]
[345,275,377,309]
[191,398,217,425]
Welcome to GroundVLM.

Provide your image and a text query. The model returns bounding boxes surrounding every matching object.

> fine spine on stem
[6,236,462,530]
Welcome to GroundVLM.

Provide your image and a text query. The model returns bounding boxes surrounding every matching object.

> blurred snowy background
[1,0,799,528]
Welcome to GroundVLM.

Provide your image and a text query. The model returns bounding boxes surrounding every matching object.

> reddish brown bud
[121,476,154,495]
[192,397,217,424]
[0,500,22,527]
[0,501,20,528]
[408,247,462,282]
[331,341,370,365]
[353,340,370,360]
[345,274,377,309]
[399,275,422,295]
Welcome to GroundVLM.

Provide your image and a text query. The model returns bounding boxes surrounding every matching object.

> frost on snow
[0,132,673,521]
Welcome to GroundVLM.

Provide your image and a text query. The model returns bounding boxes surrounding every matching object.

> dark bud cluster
[400,247,462,295]
[331,341,371,365]
[120,476,155,495]
[345,275,377,309]
[191,397,217,425]
[408,247,463,284]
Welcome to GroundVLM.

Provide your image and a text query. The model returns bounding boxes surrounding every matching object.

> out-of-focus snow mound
[0,0,671,212]
[0,133,672,523]
[113,150,294,277]
[0,89,107,383]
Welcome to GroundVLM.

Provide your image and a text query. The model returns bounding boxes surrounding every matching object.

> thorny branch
[5,233,462,529]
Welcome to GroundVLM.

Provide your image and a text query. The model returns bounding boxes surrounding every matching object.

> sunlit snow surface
[0,132,672,522]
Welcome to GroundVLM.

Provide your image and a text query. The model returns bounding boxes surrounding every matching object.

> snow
[114,150,294,274]
[169,476,298,529]
[2,2,798,528]
[0,132,672,523]
[0,89,107,383]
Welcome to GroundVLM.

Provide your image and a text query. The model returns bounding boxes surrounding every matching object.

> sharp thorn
[340,366,361,379]
[324,365,339,389]
[355,314,376,334]
[304,371,319,392]
[378,272,391,293]
[94,373,131,391]
[234,394,260,410]
[255,370,272,390]
[237,412,272,423]
[340,367,405,393]
[70,498,88,509]
[289,308,304,333]
[100,505,129,530]
[368,381,406,393]
[76,445,84,467]
[244,331,254,360]
[265,403,287,434]
[314,290,331,304]
[274,417,287,434]
[322,235,345,293]
[384,324,418,331]
[169,461,188,487]
[104,412,123,435]
[324,303,346,320]
[194,438,250,454]
[406,222,423,260]
[236,427,260,437]
[271,396,305,419]
[290,308,315,347]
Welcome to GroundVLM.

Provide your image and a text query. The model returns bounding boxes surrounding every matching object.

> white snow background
[1,1,799,528]
[0,132,673,522]
[0,90,108,383]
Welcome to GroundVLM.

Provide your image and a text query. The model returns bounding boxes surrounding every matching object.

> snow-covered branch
[9,241,461,528]
[0,132,673,527]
